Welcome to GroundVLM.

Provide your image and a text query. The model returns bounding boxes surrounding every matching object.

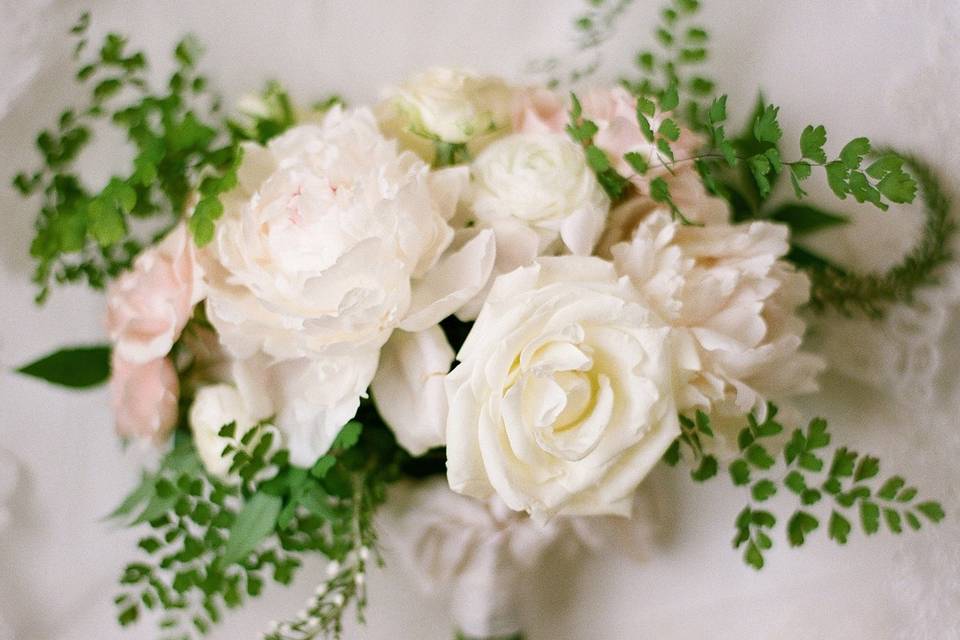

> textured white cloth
[1,1,958,639]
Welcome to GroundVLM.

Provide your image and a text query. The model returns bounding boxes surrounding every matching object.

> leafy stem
[665,404,945,570]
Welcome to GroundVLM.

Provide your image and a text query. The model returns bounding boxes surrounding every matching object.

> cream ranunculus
[612,211,826,446]
[376,67,514,160]
[202,108,494,362]
[370,325,454,456]
[469,132,610,256]
[188,384,259,477]
[445,256,680,521]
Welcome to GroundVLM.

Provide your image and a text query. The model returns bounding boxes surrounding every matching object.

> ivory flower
[445,257,680,520]
[377,67,514,160]
[188,384,258,477]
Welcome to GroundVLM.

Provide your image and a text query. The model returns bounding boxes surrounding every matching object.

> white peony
[202,107,495,362]
[445,256,680,521]
[370,326,454,456]
[612,211,825,443]
[230,352,379,467]
[376,67,514,160]
[188,384,259,477]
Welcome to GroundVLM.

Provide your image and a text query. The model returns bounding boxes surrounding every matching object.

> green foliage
[13,16,242,302]
[566,93,630,200]
[666,403,945,570]
[112,401,407,639]
[15,344,110,388]
[802,151,955,317]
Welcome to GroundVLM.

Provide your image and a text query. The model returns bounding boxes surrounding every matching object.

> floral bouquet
[12,1,951,639]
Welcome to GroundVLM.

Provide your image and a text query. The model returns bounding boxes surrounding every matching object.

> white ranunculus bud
[376,67,514,160]
[188,384,258,477]
[445,256,680,521]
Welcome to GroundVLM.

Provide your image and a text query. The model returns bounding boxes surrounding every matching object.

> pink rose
[110,354,180,443]
[512,87,567,134]
[106,224,204,364]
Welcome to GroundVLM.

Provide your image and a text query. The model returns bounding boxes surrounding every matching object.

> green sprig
[666,404,946,570]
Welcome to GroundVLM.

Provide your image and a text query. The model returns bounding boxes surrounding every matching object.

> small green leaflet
[221,491,282,565]
[16,344,111,388]
[800,125,827,164]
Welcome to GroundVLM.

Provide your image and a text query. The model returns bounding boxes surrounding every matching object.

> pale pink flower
[110,354,180,443]
[106,224,204,364]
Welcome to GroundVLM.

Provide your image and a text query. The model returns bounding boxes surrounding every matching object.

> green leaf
[769,203,850,235]
[16,344,111,388]
[878,476,905,500]
[660,83,679,111]
[332,421,363,451]
[828,510,852,544]
[729,459,751,486]
[624,151,649,175]
[708,95,727,124]
[658,118,681,141]
[916,501,945,523]
[839,137,871,169]
[825,161,849,199]
[800,125,828,164]
[748,155,772,199]
[586,145,611,173]
[877,170,918,204]
[744,540,764,570]
[860,500,880,535]
[310,455,336,479]
[221,491,282,566]
[88,198,127,246]
[883,508,903,534]
[784,470,807,495]
[751,479,777,502]
[663,439,681,466]
[691,455,718,482]
[829,447,857,478]
[753,105,782,144]
[637,97,656,118]
[787,511,819,546]
[106,473,155,521]
[745,443,775,470]
[854,455,881,482]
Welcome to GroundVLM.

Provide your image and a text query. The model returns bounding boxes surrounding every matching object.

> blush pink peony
[110,354,180,443]
[106,223,204,364]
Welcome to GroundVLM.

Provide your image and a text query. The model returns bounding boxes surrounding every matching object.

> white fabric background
[1,1,958,639]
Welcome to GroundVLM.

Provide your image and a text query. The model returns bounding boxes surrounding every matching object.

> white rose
[376,67,514,160]
[445,256,680,521]
[612,211,825,446]
[231,352,379,467]
[188,384,258,477]
[370,326,454,455]
[202,107,495,362]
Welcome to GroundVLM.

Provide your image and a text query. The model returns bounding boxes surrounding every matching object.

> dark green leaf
[839,137,871,169]
[860,500,880,535]
[729,459,751,486]
[917,501,945,523]
[787,511,819,547]
[16,345,111,388]
[769,204,850,236]
[751,479,777,502]
[753,105,782,144]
